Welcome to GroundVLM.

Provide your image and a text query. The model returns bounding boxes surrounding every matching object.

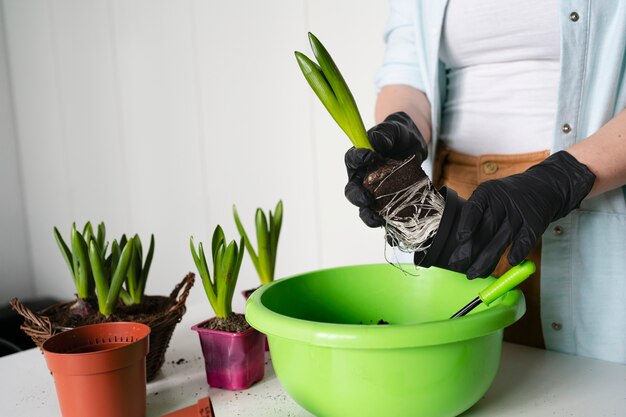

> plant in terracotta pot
[190,225,265,390]
[10,221,194,381]
[233,200,283,299]
[295,33,461,266]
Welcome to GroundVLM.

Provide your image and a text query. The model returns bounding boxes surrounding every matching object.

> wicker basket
[10,272,195,381]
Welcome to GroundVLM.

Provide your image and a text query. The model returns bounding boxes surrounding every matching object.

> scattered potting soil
[41,295,174,328]
[358,319,390,325]
[198,314,250,333]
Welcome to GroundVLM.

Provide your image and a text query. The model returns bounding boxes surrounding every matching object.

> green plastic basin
[245,264,526,417]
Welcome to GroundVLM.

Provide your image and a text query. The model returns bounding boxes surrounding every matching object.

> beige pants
[433,145,550,349]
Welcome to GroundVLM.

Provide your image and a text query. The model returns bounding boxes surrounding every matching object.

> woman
[345,0,626,363]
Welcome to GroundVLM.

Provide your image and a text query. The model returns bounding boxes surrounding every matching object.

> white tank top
[439,0,560,156]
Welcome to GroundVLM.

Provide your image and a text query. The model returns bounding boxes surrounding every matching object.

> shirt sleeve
[375,0,425,93]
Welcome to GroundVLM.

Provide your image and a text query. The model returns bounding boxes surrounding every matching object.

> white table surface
[2,301,625,417]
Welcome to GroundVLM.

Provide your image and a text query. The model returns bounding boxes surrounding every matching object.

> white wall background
[0,1,33,305]
[0,0,392,313]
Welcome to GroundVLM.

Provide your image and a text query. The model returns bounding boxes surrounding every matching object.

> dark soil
[358,319,390,325]
[198,313,250,333]
[363,155,438,219]
[41,295,173,329]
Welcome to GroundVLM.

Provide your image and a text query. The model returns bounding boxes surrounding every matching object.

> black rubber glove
[448,151,596,279]
[344,111,428,227]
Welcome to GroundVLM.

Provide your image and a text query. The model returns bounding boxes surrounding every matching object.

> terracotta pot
[191,318,265,390]
[42,322,150,417]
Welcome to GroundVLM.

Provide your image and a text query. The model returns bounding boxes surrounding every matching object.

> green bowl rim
[245,264,526,349]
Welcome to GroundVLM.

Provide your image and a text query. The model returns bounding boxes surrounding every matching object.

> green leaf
[71,230,91,299]
[269,200,283,278]
[198,242,214,293]
[104,236,134,316]
[219,240,238,318]
[199,241,218,313]
[104,249,112,281]
[134,234,143,265]
[211,226,225,260]
[213,242,226,317]
[256,208,271,285]
[96,222,106,254]
[189,237,203,276]
[89,239,109,313]
[119,288,134,306]
[190,237,217,313]
[70,223,79,285]
[120,234,128,250]
[137,234,154,302]
[228,237,245,311]
[294,51,354,141]
[110,240,121,278]
[307,32,371,150]
[83,222,94,244]
[53,226,74,278]
[191,227,243,319]
[233,205,259,268]
[126,242,139,302]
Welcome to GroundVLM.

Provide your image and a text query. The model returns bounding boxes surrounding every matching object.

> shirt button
[552,322,562,331]
[562,123,572,133]
[570,12,579,22]
[483,161,498,175]
[553,225,564,235]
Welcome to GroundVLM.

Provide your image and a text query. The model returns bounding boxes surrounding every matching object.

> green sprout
[53,222,106,299]
[190,226,244,318]
[120,234,155,305]
[89,235,135,317]
[295,32,372,150]
[54,222,152,317]
[233,200,283,285]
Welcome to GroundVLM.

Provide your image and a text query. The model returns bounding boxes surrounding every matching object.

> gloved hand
[448,151,596,279]
[344,111,428,227]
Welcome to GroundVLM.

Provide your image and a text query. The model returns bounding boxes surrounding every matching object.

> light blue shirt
[376,0,626,363]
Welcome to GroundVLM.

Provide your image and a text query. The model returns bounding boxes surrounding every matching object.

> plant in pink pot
[190,226,265,390]
[233,200,283,299]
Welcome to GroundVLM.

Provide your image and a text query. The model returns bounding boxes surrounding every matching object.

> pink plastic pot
[242,287,269,351]
[191,318,265,390]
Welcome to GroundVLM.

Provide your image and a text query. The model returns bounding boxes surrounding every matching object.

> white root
[374,155,445,254]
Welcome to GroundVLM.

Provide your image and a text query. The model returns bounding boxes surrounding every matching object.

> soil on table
[198,313,250,333]
[42,295,174,329]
